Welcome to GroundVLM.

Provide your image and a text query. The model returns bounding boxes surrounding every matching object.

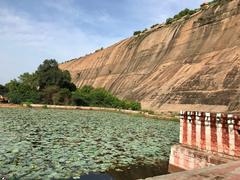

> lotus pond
[0,108,179,179]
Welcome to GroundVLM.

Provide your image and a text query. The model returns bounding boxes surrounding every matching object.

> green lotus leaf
[0,108,179,179]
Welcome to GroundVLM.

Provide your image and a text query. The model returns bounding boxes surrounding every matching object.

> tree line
[0,59,141,111]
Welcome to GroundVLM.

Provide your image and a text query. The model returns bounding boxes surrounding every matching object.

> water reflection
[77,161,169,180]
[77,173,114,180]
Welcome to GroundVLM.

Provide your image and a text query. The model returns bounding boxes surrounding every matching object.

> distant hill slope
[60,0,240,113]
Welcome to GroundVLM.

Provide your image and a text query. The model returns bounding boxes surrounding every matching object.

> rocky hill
[59,0,240,113]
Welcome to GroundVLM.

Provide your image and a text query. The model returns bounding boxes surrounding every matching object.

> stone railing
[169,111,240,172]
[179,111,240,157]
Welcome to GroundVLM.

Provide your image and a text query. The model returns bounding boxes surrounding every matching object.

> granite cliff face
[60,0,240,113]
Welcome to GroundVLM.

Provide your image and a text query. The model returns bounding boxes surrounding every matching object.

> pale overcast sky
[0,0,205,84]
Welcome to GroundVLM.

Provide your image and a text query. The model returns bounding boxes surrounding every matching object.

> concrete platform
[144,160,240,180]
[169,144,235,172]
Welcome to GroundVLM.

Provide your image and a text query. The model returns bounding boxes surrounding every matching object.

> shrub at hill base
[72,86,141,111]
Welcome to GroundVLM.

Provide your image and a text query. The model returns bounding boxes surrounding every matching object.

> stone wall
[169,144,233,172]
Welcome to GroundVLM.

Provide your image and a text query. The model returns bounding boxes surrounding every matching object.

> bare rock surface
[60,0,240,113]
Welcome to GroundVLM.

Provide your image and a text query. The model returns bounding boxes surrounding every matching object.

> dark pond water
[69,161,169,180]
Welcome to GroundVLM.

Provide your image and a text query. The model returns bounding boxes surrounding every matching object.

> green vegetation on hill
[134,0,223,35]
[208,0,227,6]
[166,8,199,25]
[164,0,226,25]
[134,7,199,35]
[95,47,104,53]
[1,60,141,110]
[133,30,142,36]
[151,24,159,29]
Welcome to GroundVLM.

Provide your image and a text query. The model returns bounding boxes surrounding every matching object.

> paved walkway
[144,161,240,180]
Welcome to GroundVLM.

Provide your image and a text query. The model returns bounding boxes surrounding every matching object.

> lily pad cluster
[0,108,179,179]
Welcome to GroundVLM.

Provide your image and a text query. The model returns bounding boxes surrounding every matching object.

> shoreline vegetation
[0,103,179,122]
